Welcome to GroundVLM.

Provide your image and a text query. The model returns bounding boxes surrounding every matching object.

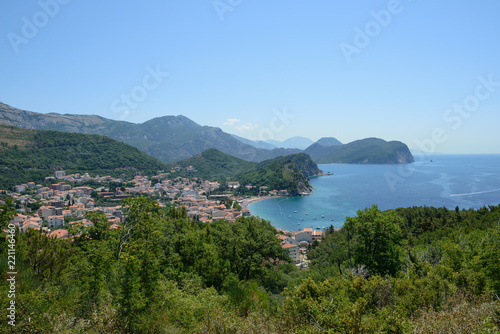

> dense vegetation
[0,125,167,189]
[171,150,323,195]
[167,148,257,181]
[1,198,499,332]
[237,153,322,196]
[0,197,294,333]
[303,205,500,332]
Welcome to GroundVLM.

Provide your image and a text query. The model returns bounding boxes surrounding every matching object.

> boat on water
[294,210,298,213]
[313,217,317,220]
[305,213,309,215]
[321,215,325,218]
[300,218,303,221]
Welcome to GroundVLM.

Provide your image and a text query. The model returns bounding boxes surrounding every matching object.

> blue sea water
[248,155,500,231]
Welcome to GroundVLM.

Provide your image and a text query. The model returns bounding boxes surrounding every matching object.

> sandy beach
[240,196,267,209]
[240,196,284,209]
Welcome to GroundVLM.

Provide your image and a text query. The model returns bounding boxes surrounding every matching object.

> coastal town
[4,167,325,268]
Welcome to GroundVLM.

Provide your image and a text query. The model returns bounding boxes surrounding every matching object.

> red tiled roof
[49,229,69,239]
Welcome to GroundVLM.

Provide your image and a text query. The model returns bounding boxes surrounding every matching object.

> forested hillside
[170,150,324,195]
[237,153,323,195]
[0,125,167,188]
[167,148,257,181]
[305,137,414,164]
[1,197,498,333]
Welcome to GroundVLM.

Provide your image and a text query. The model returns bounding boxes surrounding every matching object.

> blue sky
[1,0,499,153]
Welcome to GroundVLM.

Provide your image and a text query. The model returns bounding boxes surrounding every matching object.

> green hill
[170,149,324,195]
[0,125,167,188]
[237,153,324,195]
[167,148,257,181]
[305,137,414,164]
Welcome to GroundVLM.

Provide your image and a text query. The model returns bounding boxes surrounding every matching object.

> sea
[248,154,500,232]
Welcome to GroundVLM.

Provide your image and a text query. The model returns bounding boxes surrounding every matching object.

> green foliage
[167,148,257,181]
[237,153,319,195]
[346,205,404,276]
[0,196,16,229]
[2,198,499,333]
[1,196,296,333]
[170,149,322,196]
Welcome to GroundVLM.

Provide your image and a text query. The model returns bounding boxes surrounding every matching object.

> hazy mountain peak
[316,137,343,147]
[230,134,278,150]
[265,136,314,150]
[141,115,200,129]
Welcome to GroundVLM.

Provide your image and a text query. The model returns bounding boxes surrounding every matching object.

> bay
[248,154,500,231]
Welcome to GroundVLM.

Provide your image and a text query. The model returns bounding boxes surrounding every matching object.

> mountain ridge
[0,102,284,163]
[0,102,414,165]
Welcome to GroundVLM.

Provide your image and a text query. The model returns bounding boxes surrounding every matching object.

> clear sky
[1,1,499,153]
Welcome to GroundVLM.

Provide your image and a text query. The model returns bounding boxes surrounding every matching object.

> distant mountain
[0,103,414,165]
[305,138,414,164]
[230,134,277,150]
[316,137,343,147]
[0,125,167,189]
[265,136,315,150]
[0,102,292,163]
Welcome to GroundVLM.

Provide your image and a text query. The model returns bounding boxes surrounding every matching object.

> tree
[346,205,404,276]
[0,197,16,229]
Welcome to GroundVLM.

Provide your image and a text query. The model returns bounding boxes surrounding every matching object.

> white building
[48,215,65,228]
[54,171,66,178]
[282,242,300,263]
[295,228,313,243]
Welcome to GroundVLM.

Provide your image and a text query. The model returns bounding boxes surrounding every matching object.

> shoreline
[240,195,284,209]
